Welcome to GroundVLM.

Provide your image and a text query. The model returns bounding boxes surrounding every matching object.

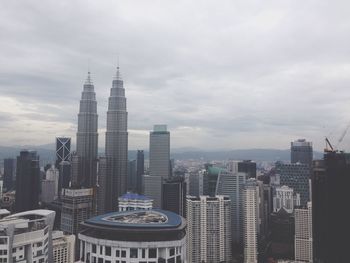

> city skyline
[2,1,350,151]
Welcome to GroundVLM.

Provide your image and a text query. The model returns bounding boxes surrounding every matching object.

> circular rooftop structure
[80,209,186,242]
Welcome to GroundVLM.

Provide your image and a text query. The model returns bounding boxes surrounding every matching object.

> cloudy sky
[1,0,350,151]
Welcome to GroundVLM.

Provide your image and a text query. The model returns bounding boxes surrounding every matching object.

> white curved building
[0,209,55,263]
[78,209,187,263]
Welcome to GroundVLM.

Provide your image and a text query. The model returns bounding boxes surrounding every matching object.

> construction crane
[325,137,335,152]
[325,121,350,153]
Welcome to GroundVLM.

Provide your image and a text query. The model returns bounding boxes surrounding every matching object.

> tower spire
[85,71,93,85]
[114,65,122,80]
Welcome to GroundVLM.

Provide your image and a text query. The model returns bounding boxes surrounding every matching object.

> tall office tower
[312,152,350,263]
[0,210,55,263]
[204,164,223,196]
[189,169,206,196]
[291,139,313,167]
[3,158,16,191]
[58,161,71,197]
[243,179,259,263]
[96,157,108,215]
[228,160,257,179]
[127,160,137,191]
[41,179,56,203]
[60,188,94,234]
[275,162,310,206]
[52,231,76,263]
[15,150,40,212]
[46,165,60,198]
[145,125,170,208]
[55,137,71,166]
[104,67,128,212]
[295,202,312,262]
[273,185,300,213]
[75,72,98,188]
[216,169,247,245]
[136,150,144,194]
[187,196,232,263]
[162,176,186,217]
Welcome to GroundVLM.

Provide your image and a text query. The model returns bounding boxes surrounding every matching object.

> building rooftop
[119,192,152,201]
[85,209,182,229]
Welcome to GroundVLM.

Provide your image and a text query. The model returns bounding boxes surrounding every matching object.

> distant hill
[0,145,323,166]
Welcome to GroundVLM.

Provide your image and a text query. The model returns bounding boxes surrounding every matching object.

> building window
[169,248,175,256]
[105,246,111,256]
[149,248,157,258]
[142,248,146,258]
[121,250,126,257]
[130,248,138,258]
[92,244,96,253]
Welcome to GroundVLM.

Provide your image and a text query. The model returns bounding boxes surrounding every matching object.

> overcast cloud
[1,0,350,151]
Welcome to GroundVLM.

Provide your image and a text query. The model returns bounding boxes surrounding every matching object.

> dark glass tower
[105,67,128,211]
[136,150,144,194]
[73,72,98,188]
[15,150,40,212]
[291,139,313,167]
[312,152,350,263]
[56,137,71,197]
[162,176,187,217]
[4,158,16,191]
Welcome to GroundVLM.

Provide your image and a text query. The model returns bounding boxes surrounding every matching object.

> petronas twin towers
[73,67,128,213]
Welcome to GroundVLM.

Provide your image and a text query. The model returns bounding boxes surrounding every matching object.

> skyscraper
[228,160,257,179]
[295,202,312,262]
[243,178,259,263]
[3,158,16,191]
[145,125,170,208]
[291,139,313,167]
[15,150,40,212]
[187,195,232,263]
[312,152,350,263]
[273,185,300,213]
[55,137,71,166]
[104,67,128,212]
[162,176,187,217]
[73,72,98,188]
[127,159,137,192]
[136,150,145,194]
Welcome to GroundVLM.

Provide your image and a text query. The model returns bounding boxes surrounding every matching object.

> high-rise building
[46,165,60,199]
[58,161,71,198]
[3,158,16,191]
[295,202,312,262]
[52,231,75,263]
[96,156,108,215]
[127,159,137,191]
[187,195,232,263]
[228,160,257,179]
[60,188,94,235]
[149,125,170,178]
[78,209,187,262]
[102,67,128,213]
[136,150,145,194]
[15,150,40,212]
[41,179,56,203]
[118,192,153,211]
[273,185,300,213]
[162,176,187,217]
[0,209,55,263]
[189,169,206,196]
[143,175,163,208]
[312,152,350,263]
[291,139,313,167]
[275,162,310,206]
[216,169,247,245]
[55,137,71,166]
[243,178,259,263]
[73,72,98,188]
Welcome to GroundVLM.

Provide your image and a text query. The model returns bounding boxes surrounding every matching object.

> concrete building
[72,72,98,188]
[60,188,94,235]
[52,231,75,263]
[243,179,259,263]
[216,169,247,245]
[78,209,186,262]
[104,67,128,212]
[0,210,55,263]
[275,162,310,206]
[291,139,313,167]
[295,202,312,262]
[273,185,300,214]
[41,179,56,203]
[118,192,153,211]
[187,195,232,263]
[46,165,59,199]
[15,150,40,212]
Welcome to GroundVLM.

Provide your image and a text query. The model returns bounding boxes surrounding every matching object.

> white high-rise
[52,231,75,263]
[187,195,232,263]
[273,185,301,214]
[295,202,313,262]
[243,179,259,263]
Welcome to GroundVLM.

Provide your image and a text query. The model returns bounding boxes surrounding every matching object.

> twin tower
[71,67,128,213]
